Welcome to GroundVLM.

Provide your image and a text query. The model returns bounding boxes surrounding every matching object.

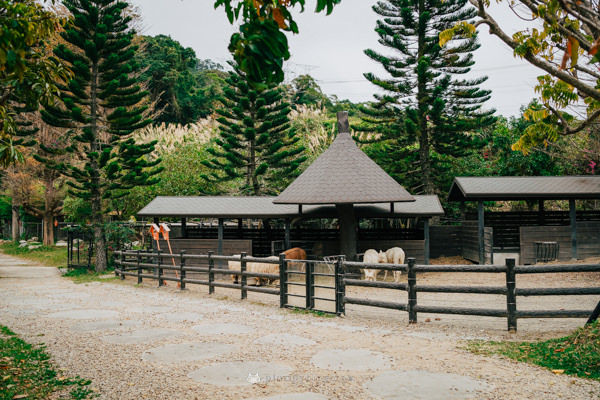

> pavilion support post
[153,217,159,225]
[181,218,187,238]
[336,203,357,262]
[284,219,291,250]
[569,199,577,259]
[424,218,430,265]
[217,218,224,267]
[478,201,485,265]
[538,200,544,226]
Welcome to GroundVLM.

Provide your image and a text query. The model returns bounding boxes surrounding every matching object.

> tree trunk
[42,213,54,246]
[11,205,19,241]
[416,0,434,195]
[90,60,107,272]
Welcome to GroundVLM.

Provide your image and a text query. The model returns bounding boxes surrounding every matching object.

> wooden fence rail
[113,250,600,331]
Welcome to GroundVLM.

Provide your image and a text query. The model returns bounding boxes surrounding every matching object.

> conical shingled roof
[274,132,414,204]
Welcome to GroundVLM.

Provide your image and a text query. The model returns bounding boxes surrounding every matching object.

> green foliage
[62,268,117,284]
[0,242,67,268]
[289,74,332,109]
[41,0,161,271]
[137,35,226,124]
[203,67,306,195]
[359,0,495,195]
[0,325,96,400]
[214,0,341,88]
[111,139,226,218]
[0,0,69,166]
[441,0,600,150]
[466,321,600,380]
[0,196,11,220]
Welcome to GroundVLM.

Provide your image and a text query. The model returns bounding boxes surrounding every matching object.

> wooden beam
[337,203,357,261]
[569,199,577,259]
[217,218,224,257]
[284,219,291,249]
[478,201,485,265]
[424,218,430,265]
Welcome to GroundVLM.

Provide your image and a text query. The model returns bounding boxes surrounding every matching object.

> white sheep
[385,247,406,283]
[362,249,387,281]
[228,255,279,286]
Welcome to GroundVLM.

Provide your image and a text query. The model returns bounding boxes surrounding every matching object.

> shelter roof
[448,176,600,202]
[273,132,414,204]
[137,195,443,219]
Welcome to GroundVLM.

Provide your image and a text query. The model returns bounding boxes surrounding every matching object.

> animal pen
[113,251,600,331]
[447,176,600,265]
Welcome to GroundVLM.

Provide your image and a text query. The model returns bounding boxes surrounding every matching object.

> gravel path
[1,254,599,399]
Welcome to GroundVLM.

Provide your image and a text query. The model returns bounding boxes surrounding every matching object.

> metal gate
[280,257,344,315]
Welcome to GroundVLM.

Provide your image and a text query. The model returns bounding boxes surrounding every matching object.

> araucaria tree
[202,68,306,195]
[361,0,495,194]
[42,0,160,272]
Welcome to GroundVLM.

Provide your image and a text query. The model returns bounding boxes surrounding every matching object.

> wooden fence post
[407,257,417,324]
[240,252,247,300]
[157,250,163,287]
[279,253,287,308]
[179,250,186,290]
[335,256,346,315]
[305,260,314,310]
[506,258,517,332]
[136,250,142,284]
[119,251,125,280]
[208,251,214,295]
[587,300,600,324]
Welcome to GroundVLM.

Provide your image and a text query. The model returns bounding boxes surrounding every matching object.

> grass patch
[289,307,336,318]
[62,268,117,284]
[0,325,96,400]
[0,242,67,268]
[466,321,600,380]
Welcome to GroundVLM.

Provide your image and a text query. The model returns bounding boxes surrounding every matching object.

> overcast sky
[131,0,542,117]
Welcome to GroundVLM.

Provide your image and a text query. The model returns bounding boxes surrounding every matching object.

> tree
[42,0,161,272]
[202,68,306,195]
[289,74,332,109]
[441,0,600,150]
[214,0,342,88]
[0,0,68,166]
[136,35,226,124]
[360,0,495,194]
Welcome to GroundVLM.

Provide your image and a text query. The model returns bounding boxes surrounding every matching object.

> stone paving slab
[101,328,182,344]
[70,320,141,332]
[187,361,293,386]
[363,370,491,400]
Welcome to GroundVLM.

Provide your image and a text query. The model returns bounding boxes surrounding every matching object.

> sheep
[228,255,279,286]
[385,247,406,283]
[362,249,387,281]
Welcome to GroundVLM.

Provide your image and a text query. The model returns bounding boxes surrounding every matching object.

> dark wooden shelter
[274,112,415,260]
[448,176,600,264]
[137,195,444,263]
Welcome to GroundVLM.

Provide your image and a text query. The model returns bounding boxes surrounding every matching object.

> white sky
[131,0,543,117]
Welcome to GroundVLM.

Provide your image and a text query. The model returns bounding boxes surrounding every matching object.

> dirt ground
[1,253,599,400]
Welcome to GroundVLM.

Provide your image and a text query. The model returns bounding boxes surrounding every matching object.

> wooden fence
[113,250,600,331]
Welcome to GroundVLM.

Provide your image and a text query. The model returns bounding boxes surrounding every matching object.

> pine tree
[42,0,160,272]
[202,67,306,195]
[360,0,495,195]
